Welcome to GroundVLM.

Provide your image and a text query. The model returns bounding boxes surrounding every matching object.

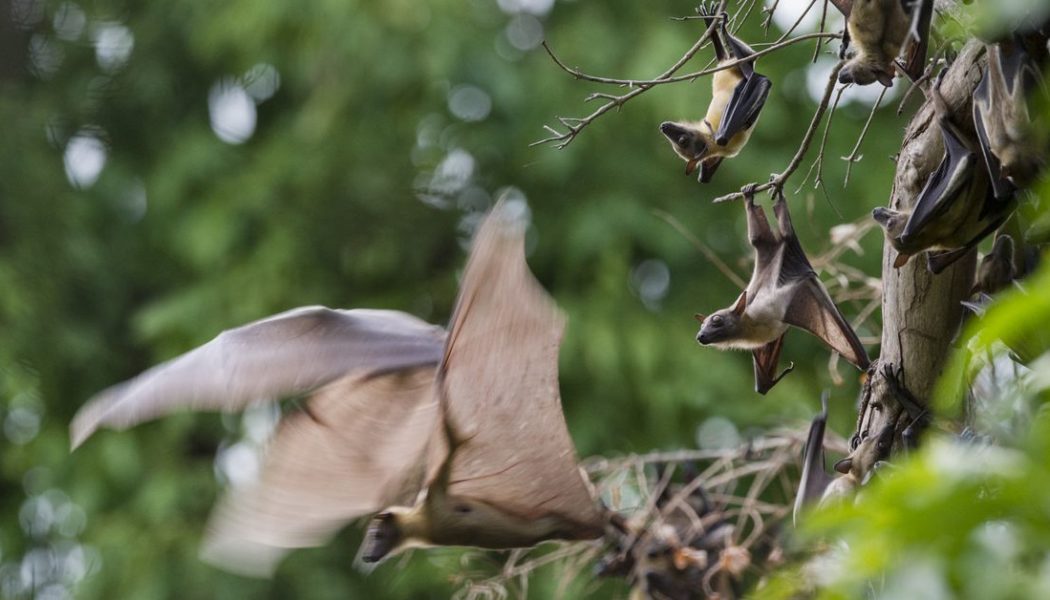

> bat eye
[678,135,690,147]
[710,315,723,325]
[454,504,472,514]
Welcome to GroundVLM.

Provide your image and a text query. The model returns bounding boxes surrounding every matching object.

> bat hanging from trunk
[695,188,870,394]
[659,3,772,184]
[70,200,607,576]
[873,69,1019,274]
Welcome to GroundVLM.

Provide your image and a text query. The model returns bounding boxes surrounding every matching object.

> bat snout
[659,121,683,138]
[696,330,711,345]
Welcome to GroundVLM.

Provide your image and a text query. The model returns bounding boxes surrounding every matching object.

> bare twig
[652,209,748,288]
[841,85,888,187]
[712,60,846,203]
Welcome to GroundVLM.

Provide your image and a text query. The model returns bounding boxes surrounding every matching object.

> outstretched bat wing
[437,202,605,537]
[784,278,870,369]
[70,307,446,448]
[714,73,772,147]
[793,393,833,526]
[201,368,440,576]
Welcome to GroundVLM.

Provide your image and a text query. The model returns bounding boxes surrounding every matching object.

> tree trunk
[857,40,984,445]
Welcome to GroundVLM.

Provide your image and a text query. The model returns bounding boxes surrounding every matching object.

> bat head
[360,511,404,563]
[659,121,709,175]
[695,293,746,346]
[871,207,917,258]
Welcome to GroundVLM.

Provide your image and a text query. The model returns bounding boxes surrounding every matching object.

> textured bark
[856,41,985,445]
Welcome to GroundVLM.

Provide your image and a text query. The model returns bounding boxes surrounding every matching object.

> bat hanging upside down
[695,189,870,394]
[659,4,772,183]
[830,0,932,87]
[873,70,1018,274]
[793,392,896,525]
[70,200,607,576]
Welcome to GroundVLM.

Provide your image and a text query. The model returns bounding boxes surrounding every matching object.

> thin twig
[842,85,888,187]
[652,209,748,288]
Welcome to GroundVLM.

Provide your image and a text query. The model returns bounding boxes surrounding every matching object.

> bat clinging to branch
[830,0,931,86]
[794,395,895,523]
[695,190,870,394]
[660,4,772,183]
[873,72,1017,274]
[71,201,606,576]
[973,39,1043,200]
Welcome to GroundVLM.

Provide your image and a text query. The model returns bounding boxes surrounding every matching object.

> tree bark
[857,40,985,445]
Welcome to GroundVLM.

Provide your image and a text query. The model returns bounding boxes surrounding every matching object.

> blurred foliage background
[2,0,1045,597]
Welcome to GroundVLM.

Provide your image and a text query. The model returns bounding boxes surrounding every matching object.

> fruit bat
[659,5,772,183]
[70,201,606,576]
[793,395,895,524]
[873,73,1017,274]
[830,0,931,87]
[695,190,870,394]
[973,39,1043,200]
[972,234,1017,296]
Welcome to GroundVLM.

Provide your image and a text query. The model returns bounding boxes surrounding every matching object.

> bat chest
[705,69,744,134]
[741,296,789,345]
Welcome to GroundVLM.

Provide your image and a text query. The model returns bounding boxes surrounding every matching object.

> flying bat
[659,4,772,183]
[793,394,895,524]
[70,201,606,576]
[972,234,1017,296]
[696,190,870,394]
[973,39,1043,200]
[830,0,931,87]
[873,72,1017,274]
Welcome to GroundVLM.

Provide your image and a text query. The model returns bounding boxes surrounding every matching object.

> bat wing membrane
[201,368,440,576]
[793,393,833,525]
[784,279,870,369]
[70,307,446,448]
[437,202,605,537]
[714,73,771,146]
[901,122,977,241]
[751,334,792,395]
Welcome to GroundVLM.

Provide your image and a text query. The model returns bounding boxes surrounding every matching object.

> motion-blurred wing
[784,278,870,369]
[201,367,440,576]
[71,307,445,448]
[438,201,605,537]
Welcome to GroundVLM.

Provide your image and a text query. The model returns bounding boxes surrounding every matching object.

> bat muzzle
[696,330,712,345]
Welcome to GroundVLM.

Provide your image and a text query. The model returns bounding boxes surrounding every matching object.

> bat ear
[893,252,911,268]
[733,292,747,316]
[694,313,706,323]
[833,457,853,474]
[877,72,895,87]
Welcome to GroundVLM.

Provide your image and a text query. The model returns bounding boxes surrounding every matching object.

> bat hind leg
[752,335,793,395]
[881,362,929,451]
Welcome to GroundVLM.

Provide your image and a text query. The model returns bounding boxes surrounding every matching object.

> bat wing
[70,307,446,448]
[896,0,932,81]
[793,393,833,526]
[437,202,605,537]
[972,70,1016,201]
[713,72,771,147]
[901,122,977,242]
[200,367,440,576]
[829,0,851,18]
[699,157,724,183]
[784,277,870,369]
[751,334,793,395]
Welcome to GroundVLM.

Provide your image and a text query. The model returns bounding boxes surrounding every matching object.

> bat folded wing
[201,367,441,576]
[70,306,446,449]
[785,280,870,370]
[714,73,771,147]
